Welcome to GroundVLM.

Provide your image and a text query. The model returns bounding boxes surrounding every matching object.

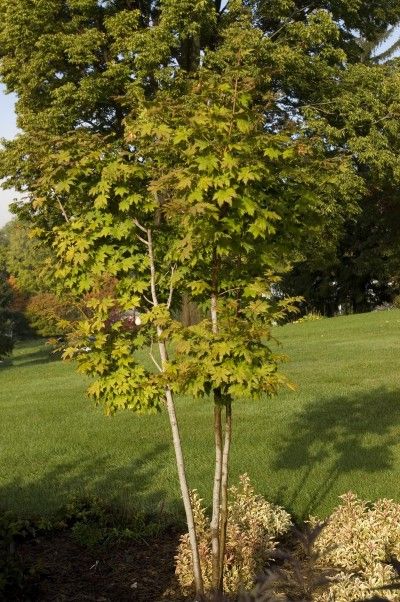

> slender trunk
[211,292,218,335]
[181,294,202,326]
[211,400,223,593]
[168,408,204,601]
[144,225,204,599]
[210,288,224,596]
[218,399,232,593]
[158,336,204,600]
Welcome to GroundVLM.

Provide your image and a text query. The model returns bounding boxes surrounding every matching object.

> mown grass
[1,309,400,520]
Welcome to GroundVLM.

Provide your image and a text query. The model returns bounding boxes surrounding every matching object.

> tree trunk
[218,398,232,592]
[144,224,204,599]
[163,381,204,600]
[211,399,223,594]
[181,293,202,326]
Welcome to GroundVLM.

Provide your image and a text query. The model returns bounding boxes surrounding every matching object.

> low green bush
[0,511,50,598]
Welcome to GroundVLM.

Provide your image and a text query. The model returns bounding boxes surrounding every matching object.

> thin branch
[149,337,162,373]
[147,228,159,307]
[136,233,149,246]
[268,5,314,40]
[57,199,70,223]
[373,38,400,62]
[143,294,155,307]
[218,287,241,297]
[371,113,395,126]
[167,265,176,309]
[228,74,239,140]
[133,218,148,233]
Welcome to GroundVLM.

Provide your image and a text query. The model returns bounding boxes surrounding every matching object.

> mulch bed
[15,529,187,601]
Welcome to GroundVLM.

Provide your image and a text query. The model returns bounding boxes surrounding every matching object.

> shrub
[0,511,47,598]
[175,474,292,596]
[25,292,82,337]
[241,492,400,602]
[310,492,400,601]
[393,295,400,310]
[293,312,323,324]
[63,496,172,545]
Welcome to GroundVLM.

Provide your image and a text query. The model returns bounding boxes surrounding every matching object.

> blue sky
[0,84,18,226]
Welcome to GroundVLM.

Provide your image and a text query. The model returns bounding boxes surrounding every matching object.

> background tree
[281,54,400,316]
[0,273,14,359]
[0,223,34,352]
[2,221,53,295]
[0,220,65,336]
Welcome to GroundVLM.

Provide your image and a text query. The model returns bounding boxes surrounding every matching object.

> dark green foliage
[282,178,400,316]
[0,276,14,358]
[63,496,175,546]
[0,512,45,598]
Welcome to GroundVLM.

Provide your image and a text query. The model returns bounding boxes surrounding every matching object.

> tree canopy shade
[2,0,400,597]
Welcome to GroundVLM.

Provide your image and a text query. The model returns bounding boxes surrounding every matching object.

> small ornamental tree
[123,4,362,593]
[2,0,400,598]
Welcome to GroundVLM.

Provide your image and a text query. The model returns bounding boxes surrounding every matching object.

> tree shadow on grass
[0,347,59,370]
[0,443,177,519]
[0,443,186,601]
[272,387,400,519]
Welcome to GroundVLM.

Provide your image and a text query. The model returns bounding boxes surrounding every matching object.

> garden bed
[15,528,185,602]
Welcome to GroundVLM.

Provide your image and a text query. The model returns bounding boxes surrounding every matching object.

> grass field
[1,309,400,521]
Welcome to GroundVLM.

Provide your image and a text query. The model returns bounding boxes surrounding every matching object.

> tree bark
[218,398,232,593]
[210,288,225,597]
[211,399,223,593]
[181,293,202,326]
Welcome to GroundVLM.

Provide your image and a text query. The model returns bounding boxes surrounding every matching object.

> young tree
[1,0,400,598]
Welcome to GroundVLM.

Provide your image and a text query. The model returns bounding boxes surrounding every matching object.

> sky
[0,84,18,226]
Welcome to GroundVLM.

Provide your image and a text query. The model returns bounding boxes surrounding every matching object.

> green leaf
[213,187,237,207]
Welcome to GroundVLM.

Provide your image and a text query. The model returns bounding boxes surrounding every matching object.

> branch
[133,218,148,233]
[268,5,313,40]
[143,294,154,307]
[218,287,241,297]
[136,233,149,246]
[149,338,162,373]
[167,265,176,309]
[57,199,70,223]
[373,38,400,63]
[147,227,159,307]
[371,113,394,126]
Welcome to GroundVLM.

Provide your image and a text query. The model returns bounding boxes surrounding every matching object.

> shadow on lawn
[0,347,59,370]
[273,387,400,519]
[0,443,175,518]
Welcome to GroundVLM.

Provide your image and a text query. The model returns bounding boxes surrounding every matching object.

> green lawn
[1,309,400,520]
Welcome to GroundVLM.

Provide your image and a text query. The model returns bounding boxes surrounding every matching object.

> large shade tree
[281,54,400,315]
[1,0,400,597]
